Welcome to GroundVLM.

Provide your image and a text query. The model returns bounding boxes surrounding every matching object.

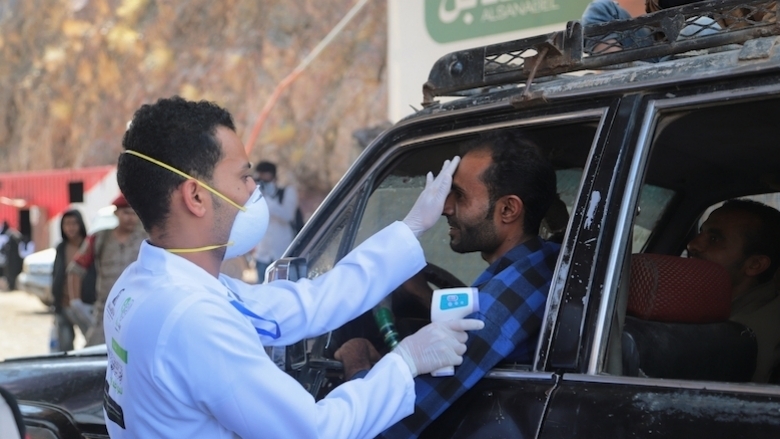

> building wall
[387,0,592,122]
[0,166,117,250]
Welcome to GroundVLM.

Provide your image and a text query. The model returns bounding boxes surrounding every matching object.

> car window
[305,209,351,280]
[697,193,780,234]
[742,193,780,211]
[352,124,600,289]
[607,92,780,387]
[296,115,607,372]
[633,184,675,253]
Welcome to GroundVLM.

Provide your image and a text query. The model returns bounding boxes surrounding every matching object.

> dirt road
[0,290,85,361]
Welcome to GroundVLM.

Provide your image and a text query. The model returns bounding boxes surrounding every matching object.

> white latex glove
[402,156,461,237]
[392,318,484,377]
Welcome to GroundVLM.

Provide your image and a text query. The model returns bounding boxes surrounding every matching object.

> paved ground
[0,290,85,361]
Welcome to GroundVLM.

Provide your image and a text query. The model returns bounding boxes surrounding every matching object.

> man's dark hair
[60,209,87,242]
[720,198,780,283]
[255,161,277,178]
[117,96,235,231]
[460,131,557,235]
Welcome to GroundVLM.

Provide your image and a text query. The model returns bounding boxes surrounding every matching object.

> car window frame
[539,95,637,373]
[290,98,622,379]
[581,78,780,396]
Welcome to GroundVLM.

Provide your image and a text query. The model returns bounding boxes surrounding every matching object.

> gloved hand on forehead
[402,156,461,238]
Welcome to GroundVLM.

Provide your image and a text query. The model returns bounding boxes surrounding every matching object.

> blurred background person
[1,222,23,291]
[67,195,146,346]
[51,210,91,352]
[18,235,34,260]
[220,256,250,281]
[252,161,300,283]
[0,220,8,285]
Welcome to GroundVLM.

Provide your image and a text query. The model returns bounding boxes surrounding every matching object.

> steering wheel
[386,262,467,341]
[314,263,467,390]
[422,262,466,289]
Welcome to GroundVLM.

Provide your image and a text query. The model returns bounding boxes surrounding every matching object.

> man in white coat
[251,160,298,282]
[104,96,483,439]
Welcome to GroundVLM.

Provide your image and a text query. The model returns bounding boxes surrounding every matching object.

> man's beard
[448,214,501,255]
[211,193,232,254]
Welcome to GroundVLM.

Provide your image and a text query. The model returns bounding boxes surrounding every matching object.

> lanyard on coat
[227,289,281,339]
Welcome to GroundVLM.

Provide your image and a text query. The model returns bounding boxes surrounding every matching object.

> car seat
[0,386,25,439]
[622,253,757,382]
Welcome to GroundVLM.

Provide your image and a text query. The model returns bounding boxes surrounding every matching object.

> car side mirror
[265,257,308,283]
[264,257,308,372]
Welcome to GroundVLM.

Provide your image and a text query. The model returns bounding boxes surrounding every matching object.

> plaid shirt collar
[472,236,545,288]
[380,236,560,439]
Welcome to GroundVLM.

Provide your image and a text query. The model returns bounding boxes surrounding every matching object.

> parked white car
[17,247,57,306]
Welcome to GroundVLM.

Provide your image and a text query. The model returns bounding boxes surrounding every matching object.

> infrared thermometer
[430,287,480,377]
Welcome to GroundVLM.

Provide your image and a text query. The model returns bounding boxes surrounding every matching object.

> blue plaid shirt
[379,236,560,438]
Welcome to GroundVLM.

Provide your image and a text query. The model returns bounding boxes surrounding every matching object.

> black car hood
[0,350,107,425]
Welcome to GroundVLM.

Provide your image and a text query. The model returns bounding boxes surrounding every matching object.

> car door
[284,94,622,438]
[539,75,780,438]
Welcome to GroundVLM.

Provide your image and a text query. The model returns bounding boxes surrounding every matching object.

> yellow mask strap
[123,150,246,212]
[166,243,230,254]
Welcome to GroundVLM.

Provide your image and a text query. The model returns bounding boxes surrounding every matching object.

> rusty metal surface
[423,0,780,104]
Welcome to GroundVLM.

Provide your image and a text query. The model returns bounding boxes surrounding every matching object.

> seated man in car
[336,131,561,438]
[687,199,780,383]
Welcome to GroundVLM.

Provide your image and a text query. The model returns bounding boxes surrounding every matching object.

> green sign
[425,0,592,43]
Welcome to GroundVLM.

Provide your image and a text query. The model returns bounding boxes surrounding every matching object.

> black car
[4,1,780,437]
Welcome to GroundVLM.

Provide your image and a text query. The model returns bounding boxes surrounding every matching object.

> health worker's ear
[179,179,210,218]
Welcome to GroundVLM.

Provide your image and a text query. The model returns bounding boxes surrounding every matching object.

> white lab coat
[103,221,425,439]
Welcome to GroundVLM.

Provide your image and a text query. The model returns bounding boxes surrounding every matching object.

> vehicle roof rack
[422,0,780,105]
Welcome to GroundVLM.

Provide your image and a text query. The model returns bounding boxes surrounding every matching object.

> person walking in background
[51,210,92,351]
[67,194,147,346]
[252,161,300,282]
[0,221,9,283]
[1,223,23,291]
[17,235,34,260]
[220,254,250,280]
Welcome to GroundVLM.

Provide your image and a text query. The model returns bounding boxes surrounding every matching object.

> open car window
[351,120,603,282]
[607,92,780,386]
[298,113,620,368]
[633,185,675,253]
[695,193,780,239]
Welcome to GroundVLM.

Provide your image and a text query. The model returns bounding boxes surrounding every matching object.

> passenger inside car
[686,199,780,383]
